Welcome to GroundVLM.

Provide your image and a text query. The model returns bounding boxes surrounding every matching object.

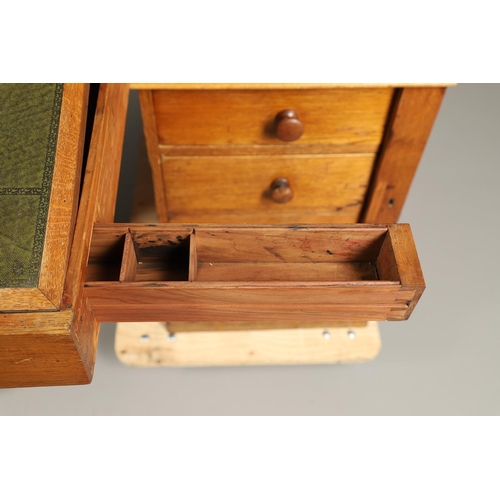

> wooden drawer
[161,154,374,223]
[140,85,448,225]
[84,223,424,322]
[151,89,394,153]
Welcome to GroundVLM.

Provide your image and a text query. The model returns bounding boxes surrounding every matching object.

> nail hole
[322,331,330,339]
[388,198,395,208]
[140,334,150,342]
[167,333,176,342]
[347,330,356,339]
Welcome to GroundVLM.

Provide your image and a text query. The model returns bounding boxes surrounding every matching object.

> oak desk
[0,83,449,388]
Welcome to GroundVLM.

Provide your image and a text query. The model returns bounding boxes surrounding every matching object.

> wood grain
[84,283,404,323]
[63,84,130,382]
[196,261,379,282]
[119,232,137,282]
[376,229,400,282]
[0,309,91,388]
[167,320,368,332]
[64,84,130,304]
[361,87,446,223]
[130,83,456,90]
[194,226,387,263]
[165,212,366,225]
[152,89,393,150]
[95,85,129,223]
[130,135,159,222]
[138,90,168,221]
[189,230,197,281]
[115,321,381,367]
[68,292,99,381]
[38,84,89,308]
[384,224,425,320]
[0,84,95,388]
[129,228,192,281]
[0,288,58,312]
[88,295,396,322]
[160,144,383,156]
[162,154,374,223]
[88,227,127,261]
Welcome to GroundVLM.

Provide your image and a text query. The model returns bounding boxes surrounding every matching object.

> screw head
[347,330,356,339]
[140,334,150,342]
[167,333,176,342]
[322,331,330,339]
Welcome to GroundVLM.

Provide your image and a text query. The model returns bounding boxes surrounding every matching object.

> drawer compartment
[162,154,374,223]
[85,223,424,322]
[194,227,380,282]
[150,88,394,153]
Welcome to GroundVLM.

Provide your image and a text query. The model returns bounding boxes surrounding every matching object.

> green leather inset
[0,83,63,288]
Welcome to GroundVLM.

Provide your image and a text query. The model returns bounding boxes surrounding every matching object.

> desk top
[0,83,63,288]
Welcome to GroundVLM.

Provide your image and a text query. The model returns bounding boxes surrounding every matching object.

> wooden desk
[0,83,450,388]
[0,84,128,388]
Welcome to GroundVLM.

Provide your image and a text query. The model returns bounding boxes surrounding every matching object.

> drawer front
[152,89,394,153]
[161,155,374,223]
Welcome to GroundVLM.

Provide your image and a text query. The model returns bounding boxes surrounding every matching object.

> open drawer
[84,223,424,323]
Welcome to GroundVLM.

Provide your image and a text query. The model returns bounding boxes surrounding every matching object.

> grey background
[1,83,499,415]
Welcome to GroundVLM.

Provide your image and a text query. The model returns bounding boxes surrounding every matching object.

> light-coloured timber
[0,310,90,388]
[150,88,394,149]
[130,83,456,90]
[138,90,168,221]
[115,321,381,367]
[361,87,447,223]
[0,288,58,312]
[38,84,89,308]
[167,320,368,332]
[162,154,374,224]
[60,83,130,383]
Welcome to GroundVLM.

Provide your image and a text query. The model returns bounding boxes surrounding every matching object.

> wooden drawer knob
[270,178,293,203]
[275,109,304,142]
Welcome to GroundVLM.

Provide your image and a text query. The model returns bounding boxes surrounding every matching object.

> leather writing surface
[0,83,62,287]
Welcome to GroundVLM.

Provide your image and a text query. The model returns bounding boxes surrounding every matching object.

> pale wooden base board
[167,320,369,332]
[115,322,381,367]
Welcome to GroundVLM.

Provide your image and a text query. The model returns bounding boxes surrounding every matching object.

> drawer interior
[193,228,384,282]
[87,228,192,283]
[127,229,191,281]
[86,232,126,282]
[87,225,398,285]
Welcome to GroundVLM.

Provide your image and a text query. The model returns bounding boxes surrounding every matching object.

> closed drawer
[152,89,394,153]
[161,154,374,224]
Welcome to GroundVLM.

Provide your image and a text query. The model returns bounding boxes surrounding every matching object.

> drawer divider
[119,231,138,282]
[189,229,198,282]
